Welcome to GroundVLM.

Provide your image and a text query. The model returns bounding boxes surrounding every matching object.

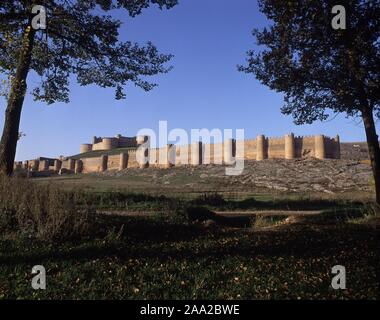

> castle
[79,134,148,153]
[14,133,341,174]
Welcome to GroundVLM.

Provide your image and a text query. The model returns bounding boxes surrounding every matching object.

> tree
[239,0,380,205]
[0,0,177,175]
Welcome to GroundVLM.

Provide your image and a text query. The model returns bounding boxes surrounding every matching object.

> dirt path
[98,210,157,217]
[215,210,322,217]
[99,209,322,218]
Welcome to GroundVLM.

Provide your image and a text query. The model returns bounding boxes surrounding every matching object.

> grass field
[0,185,378,300]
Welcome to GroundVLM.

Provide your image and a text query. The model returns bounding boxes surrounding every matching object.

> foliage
[0,175,95,240]
[186,206,217,222]
[0,0,178,103]
[191,192,226,207]
[251,215,287,229]
[239,0,380,123]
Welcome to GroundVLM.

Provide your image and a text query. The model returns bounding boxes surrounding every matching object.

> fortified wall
[15,133,341,174]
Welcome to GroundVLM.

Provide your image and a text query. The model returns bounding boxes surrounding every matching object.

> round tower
[42,160,49,171]
[102,138,117,150]
[54,159,62,172]
[161,144,175,168]
[100,155,108,172]
[334,134,341,159]
[191,142,203,165]
[224,139,236,165]
[314,135,325,159]
[68,159,76,171]
[137,147,149,168]
[285,133,295,159]
[32,160,40,171]
[75,160,83,174]
[119,153,128,170]
[256,135,266,161]
[167,144,176,168]
[80,144,93,154]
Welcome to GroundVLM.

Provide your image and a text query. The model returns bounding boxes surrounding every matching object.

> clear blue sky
[0,0,372,161]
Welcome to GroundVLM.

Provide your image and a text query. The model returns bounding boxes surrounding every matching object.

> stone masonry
[15,133,341,174]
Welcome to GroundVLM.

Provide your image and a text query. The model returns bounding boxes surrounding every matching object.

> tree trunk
[361,107,380,206]
[0,25,35,176]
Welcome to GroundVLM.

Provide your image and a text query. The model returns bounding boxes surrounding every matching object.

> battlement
[17,133,341,174]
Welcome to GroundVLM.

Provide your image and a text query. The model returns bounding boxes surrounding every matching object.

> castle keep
[15,133,341,174]
[79,134,148,153]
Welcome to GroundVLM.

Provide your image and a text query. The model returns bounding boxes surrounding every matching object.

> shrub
[251,215,287,229]
[0,174,95,240]
[186,206,216,222]
[192,193,226,207]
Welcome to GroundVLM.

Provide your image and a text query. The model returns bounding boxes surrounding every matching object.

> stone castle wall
[17,133,341,174]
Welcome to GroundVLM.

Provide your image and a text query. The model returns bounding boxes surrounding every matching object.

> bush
[192,193,226,207]
[0,174,95,240]
[251,215,287,229]
[186,206,217,222]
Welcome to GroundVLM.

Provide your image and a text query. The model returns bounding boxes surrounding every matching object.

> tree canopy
[239,0,379,124]
[0,0,178,104]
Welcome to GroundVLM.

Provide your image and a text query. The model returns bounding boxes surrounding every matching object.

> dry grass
[0,174,95,240]
[360,159,371,165]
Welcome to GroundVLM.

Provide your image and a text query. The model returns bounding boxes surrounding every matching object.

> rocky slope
[97,158,372,197]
